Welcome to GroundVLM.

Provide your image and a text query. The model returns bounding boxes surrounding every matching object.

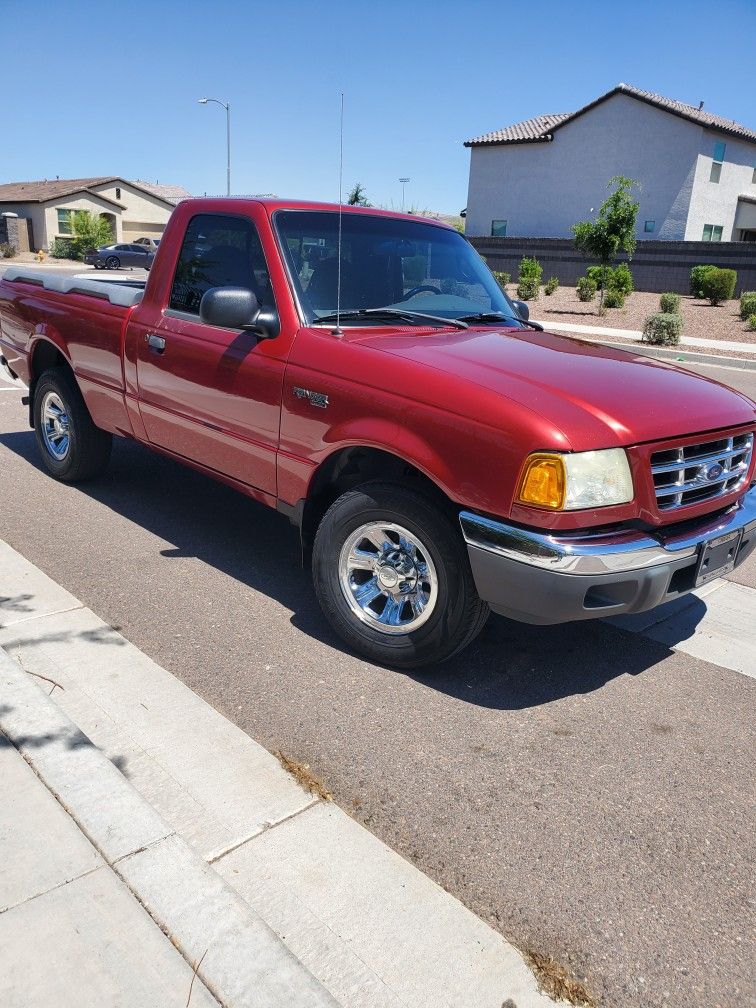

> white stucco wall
[465,93,705,240]
[42,192,125,244]
[89,182,173,233]
[685,129,756,240]
[0,203,47,250]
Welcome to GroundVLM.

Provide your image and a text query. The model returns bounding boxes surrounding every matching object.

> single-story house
[0,176,192,252]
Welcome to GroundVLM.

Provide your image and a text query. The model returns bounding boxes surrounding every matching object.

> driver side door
[135,212,283,496]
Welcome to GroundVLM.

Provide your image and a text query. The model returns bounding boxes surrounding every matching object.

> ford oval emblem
[704,462,724,481]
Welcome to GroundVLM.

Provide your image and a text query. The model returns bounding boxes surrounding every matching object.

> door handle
[145,333,166,353]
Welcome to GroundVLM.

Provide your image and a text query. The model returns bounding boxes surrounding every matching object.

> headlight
[517,449,634,510]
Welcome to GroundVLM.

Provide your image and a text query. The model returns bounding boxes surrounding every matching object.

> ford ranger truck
[1,199,754,669]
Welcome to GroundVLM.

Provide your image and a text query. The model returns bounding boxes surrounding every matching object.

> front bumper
[460,485,756,624]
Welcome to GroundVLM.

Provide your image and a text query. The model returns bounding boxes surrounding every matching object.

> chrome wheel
[41,391,70,460]
[338,521,438,634]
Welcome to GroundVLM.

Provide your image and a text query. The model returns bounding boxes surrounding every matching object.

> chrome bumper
[459,486,756,624]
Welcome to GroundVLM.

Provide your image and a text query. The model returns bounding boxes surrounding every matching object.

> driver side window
[169,213,273,316]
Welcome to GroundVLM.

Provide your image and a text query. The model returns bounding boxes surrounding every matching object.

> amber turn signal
[517,453,566,509]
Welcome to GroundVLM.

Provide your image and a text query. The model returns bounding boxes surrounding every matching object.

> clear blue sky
[3,0,754,213]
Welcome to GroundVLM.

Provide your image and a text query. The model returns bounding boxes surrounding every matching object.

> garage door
[122,220,165,238]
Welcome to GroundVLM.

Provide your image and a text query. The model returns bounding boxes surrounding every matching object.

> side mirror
[200,286,259,329]
[510,298,529,321]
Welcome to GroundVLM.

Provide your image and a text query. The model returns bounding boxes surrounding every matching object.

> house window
[709,161,722,183]
[712,141,726,162]
[702,224,723,242]
[644,220,655,233]
[491,219,507,237]
[752,167,756,184]
[56,208,75,234]
[115,187,121,200]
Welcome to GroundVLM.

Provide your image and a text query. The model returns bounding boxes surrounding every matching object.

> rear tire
[106,256,120,269]
[312,482,489,669]
[33,367,112,482]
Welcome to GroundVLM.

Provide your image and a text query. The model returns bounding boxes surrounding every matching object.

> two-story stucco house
[0,176,191,252]
[464,84,756,243]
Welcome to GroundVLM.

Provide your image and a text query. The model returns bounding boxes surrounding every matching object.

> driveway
[0,363,753,1008]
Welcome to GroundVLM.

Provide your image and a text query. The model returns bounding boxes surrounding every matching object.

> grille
[650,432,754,512]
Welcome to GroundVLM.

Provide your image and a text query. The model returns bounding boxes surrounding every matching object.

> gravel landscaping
[520,285,756,344]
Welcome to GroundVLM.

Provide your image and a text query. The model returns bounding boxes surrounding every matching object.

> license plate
[695,529,743,587]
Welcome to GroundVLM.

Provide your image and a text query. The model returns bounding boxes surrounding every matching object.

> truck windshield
[275,210,521,326]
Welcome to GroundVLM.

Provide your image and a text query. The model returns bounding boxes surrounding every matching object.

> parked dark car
[84,244,155,270]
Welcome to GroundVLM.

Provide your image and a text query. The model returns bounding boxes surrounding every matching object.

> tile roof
[0,176,191,207]
[0,177,118,202]
[131,181,193,204]
[465,84,756,147]
[465,113,569,147]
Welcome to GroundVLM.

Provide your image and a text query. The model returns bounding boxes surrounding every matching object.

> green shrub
[0,242,17,258]
[747,314,756,332]
[700,267,737,305]
[608,263,633,296]
[516,278,539,300]
[492,270,511,289]
[643,312,684,345]
[586,264,609,289]
[690,264,716,297]
[49,238,74,259]
[544,276,559,295]
[576,276,596,301]
[518,256,543,284]
[739,292,756,320]
[585,263,633,296]
[604,288,625,308]
[659,292,681,313]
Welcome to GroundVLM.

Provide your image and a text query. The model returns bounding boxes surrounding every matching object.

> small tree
[346,183,371,207]
[70,210,114,259]
[572,176,639,313]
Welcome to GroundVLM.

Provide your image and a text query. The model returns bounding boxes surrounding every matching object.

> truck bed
[2,267,145,308]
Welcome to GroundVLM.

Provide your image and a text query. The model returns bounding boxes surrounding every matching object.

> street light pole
[198,98,231,196]
[399,177,410,212]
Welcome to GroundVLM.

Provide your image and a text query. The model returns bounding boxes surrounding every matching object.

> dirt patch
[509,285,756,344]
[275,750,332,800]
[525,949,597,1007]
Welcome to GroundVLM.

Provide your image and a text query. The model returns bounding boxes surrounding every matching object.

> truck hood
[357,326,755,449]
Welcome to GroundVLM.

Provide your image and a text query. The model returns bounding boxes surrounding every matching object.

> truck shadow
[0,428,712,710]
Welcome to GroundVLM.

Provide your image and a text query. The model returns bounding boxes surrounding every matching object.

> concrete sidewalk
[532,317,756,355]
[0,540,557,1008]
[0,731,220,1008]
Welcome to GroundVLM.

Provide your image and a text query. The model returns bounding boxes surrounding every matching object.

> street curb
[593,339,756,372]
[0,647,337,1008]
[533,324,756,371]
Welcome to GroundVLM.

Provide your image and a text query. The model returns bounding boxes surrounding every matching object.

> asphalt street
[0,360,754,1008]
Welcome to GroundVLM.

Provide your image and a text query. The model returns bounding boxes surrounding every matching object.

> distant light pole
[398,177,410,212]
[198,98,231,196]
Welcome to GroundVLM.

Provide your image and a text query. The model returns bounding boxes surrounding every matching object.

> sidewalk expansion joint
[207,797,322,865]
[0,863,104,916]
[0,603,85,630]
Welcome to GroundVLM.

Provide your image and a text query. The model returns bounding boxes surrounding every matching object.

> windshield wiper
[314,308,468,330]
[458,311,544,332]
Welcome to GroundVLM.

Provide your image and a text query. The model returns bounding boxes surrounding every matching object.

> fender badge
[293,387,329,409]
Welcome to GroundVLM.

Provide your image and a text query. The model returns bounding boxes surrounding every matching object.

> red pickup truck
[1,198,755,668]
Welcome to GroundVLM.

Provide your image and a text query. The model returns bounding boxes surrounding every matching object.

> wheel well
[300,446,453,557]
[28,341,71,426]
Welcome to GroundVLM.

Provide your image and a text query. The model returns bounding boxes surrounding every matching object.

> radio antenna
[332,91,345,336]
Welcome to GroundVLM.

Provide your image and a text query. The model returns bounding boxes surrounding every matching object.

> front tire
[312,482,489,669]
[33,367,112,482]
